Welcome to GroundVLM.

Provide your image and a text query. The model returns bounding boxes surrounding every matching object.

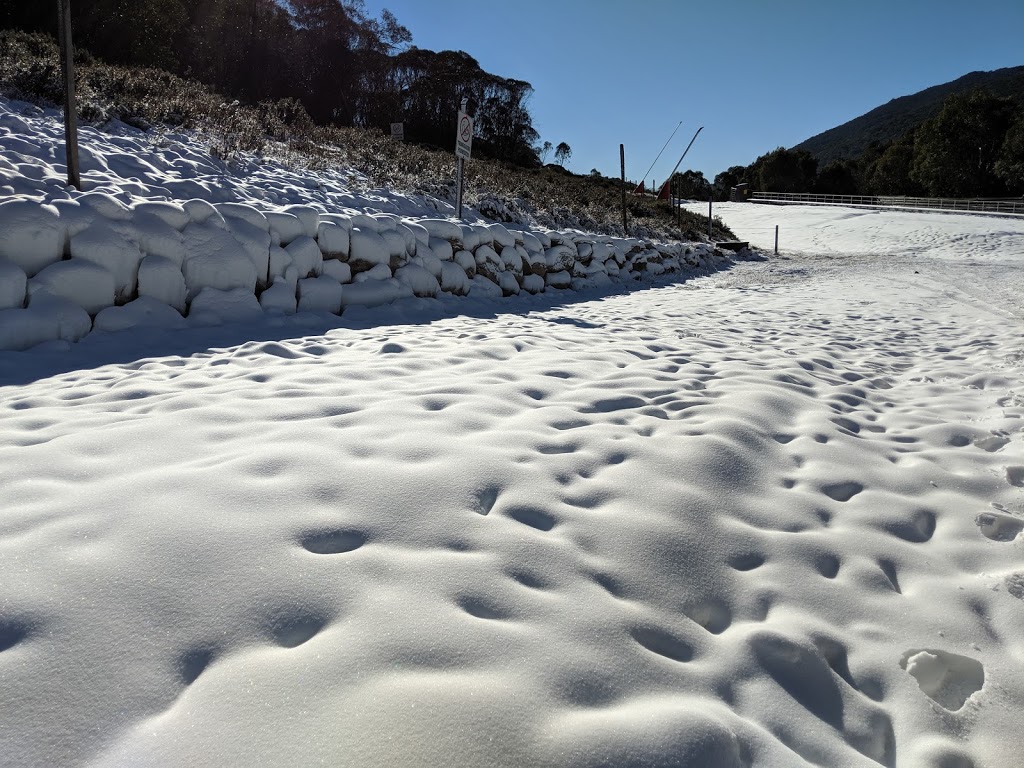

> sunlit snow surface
[2,131,1024,765]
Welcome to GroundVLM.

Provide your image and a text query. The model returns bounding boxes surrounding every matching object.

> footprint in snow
[975,512,1023,542]
[900,649,984,711]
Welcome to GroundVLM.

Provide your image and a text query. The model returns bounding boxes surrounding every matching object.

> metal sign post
[455,98,474,219]
[390,122,404,141]
[57,0,80,190]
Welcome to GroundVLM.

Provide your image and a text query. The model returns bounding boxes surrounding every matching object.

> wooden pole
[707,193,713,240]
[676,179,680,228]
[774,225,779,255]
[57,0,80,190]
[620,144,627,235]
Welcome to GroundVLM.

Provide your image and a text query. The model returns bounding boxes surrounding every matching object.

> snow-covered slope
[2,98,1024,768]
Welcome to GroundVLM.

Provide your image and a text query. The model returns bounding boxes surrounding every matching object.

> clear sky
[362,0,1024,186]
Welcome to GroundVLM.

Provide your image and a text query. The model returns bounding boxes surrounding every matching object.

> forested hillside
[794,66,1024,166]
[0,0,541,166]
[694,82,1024,201]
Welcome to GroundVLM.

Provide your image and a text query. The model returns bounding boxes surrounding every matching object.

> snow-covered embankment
[0,194,732,351]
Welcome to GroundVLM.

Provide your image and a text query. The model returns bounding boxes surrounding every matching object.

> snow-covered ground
[1,101,1023,767]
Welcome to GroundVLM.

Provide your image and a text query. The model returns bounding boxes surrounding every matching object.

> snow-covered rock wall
[0,195,733,351]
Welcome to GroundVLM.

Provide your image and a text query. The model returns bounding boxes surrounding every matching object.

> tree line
[1,0,561,167]
[668,89,1023,201]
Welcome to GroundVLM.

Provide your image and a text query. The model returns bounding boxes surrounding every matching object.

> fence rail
[748,192,1024,216]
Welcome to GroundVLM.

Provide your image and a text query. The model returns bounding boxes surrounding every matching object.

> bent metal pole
[660,126,704,199]
[635,120,682,195]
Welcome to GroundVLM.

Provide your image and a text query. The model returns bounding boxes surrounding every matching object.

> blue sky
[362,0,1024,185]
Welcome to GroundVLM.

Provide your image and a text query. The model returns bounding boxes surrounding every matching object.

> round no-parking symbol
[456,111,474,160]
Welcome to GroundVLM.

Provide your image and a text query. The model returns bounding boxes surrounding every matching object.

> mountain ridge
[793,66,1024,165]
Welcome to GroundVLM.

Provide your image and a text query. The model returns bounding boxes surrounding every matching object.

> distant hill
[793,66,1024,166]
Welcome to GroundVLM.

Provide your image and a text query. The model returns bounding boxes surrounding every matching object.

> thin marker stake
[58,0,80,190]
[620,144,627,235]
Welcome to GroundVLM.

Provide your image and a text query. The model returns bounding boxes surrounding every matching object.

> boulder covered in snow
[521,274,545,294]
[317,221,350,259]
[28,259,116,315]
[28,292,93,343]
[216,203,269,231]
[266,211,305,246]
[418,219,462,243]
[188,287,263,323]
[259,280,297,315]
[497,271,520,297]
[519,230,543,255]
[138,255,187,313]
[285,235,323,279]
[182,222,257,299]
[428,236,454,263]
[453,250,475,278]
[439,261,470,296]
[128,211,187,266]
[545,244,577,273]
[224,216,272,286]
[0,306,59,351]
[474,244,503,282]
[545,270,572,289]
[0,290,95,350]
[500,245,524,276]
[340,279,412,308]
[131,201,190,231]
[413,252,444,280]
[349,228,391,272]
[401,220,430,249]
[93,296,187,333]
[321,259,352,284]
[0,259,28,310]
[353,264,392,282]
[71,222,143,299]
[77,192,131,222]
[183,199,226,228]
[486,223,516,249]
[297,276,343,314]
[469,274,503,299]
[380,229,408,268]
[268,246,294,286]
[394,264,440,298]
[0,200,64,277]
[281,205,320,239]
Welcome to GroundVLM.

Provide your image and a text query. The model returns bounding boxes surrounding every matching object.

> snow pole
[620,144,628,235]
[57,0,80,190]
[636,121,682,195]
